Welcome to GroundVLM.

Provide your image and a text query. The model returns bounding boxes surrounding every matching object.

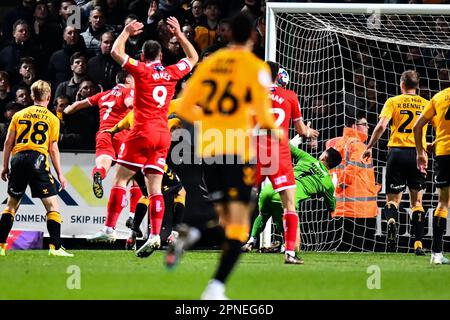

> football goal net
[263,2,450,252]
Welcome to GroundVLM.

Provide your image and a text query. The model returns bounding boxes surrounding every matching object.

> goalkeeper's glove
[290,134,302,147]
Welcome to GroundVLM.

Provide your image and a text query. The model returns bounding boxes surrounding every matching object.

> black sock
[411,210,425,242]
[132,202,148,231]
[432,216,446,253]
[214,239,243,284]
[172,202,185,229]
[383,203,398,222]
[47,220,61,250]
[0,212,14,243]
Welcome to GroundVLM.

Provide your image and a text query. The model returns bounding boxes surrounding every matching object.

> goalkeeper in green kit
[243,142,341,255]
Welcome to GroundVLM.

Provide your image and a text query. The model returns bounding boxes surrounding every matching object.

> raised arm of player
[1,128,16,181]
[362,116,389,161]
[166,16,198,67]
[64,99,90,115]
[111,20,144,66]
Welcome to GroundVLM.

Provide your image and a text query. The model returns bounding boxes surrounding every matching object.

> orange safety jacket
[326,127,379,218]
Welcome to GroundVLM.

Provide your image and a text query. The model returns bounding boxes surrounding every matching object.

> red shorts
[255,135,295,192]
[117,129,171,174]
[95,130,128,160]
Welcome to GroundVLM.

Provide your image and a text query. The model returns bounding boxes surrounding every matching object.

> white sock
[209,279,224,290]
[286,250,295,256]
[129,212,135,219]
[102,226,114,234]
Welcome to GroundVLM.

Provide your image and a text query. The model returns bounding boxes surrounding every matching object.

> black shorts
[385,147,426,194]
[132,165,182,197]
[7,151,57,199]
[202,155,255,203]
[434,155,450,188]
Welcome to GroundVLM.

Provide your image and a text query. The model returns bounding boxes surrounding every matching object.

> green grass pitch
[1,250,449,300]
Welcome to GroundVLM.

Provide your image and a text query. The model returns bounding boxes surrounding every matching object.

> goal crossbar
[266,3,450,59]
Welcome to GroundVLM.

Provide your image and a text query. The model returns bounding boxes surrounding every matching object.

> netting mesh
[269,10,450,252]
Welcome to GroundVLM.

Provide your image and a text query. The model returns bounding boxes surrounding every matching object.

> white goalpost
[264,2,450,252]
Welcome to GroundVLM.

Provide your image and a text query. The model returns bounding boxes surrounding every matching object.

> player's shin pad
[411,206,425,242]
[432,213,447,253]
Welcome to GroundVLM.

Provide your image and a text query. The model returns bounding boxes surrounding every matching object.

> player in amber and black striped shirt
[169,13,278,300]
[414,86,450,264]
[0,80,73,257]
[363,70,429,254]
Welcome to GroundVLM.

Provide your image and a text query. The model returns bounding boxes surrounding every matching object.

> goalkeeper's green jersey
[258,145,336,217]
[290,144,336,212]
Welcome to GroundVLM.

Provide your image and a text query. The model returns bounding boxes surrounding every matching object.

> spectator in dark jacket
[87,31,121,90]
[57,0,78,30]
[128,0,153,22]
[12,57,37,93]
[0,101,22,146]
[55,95,87,150]
[32,0,63,64]
[158,0,188,23]
[54,52,88,104]
[15,86,32,107]
[0,71,14,124]
[0,20,40,80]
[187,0,205,28]
[48,25,86,86]
[103,0,127,28]
[124,14,149,60]
[81,6,115,57]
[2,0,36,42]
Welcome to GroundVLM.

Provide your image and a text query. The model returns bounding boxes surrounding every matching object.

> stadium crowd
[0,0,268,150]
[1,0,448,152]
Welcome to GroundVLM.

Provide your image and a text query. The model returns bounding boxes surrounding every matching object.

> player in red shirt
[64,71,134,195]
[88,17,198,254]
[64,71,145,235]
[248,61,319,263]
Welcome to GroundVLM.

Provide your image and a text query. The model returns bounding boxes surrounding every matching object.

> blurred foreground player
[169,13,278,300]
